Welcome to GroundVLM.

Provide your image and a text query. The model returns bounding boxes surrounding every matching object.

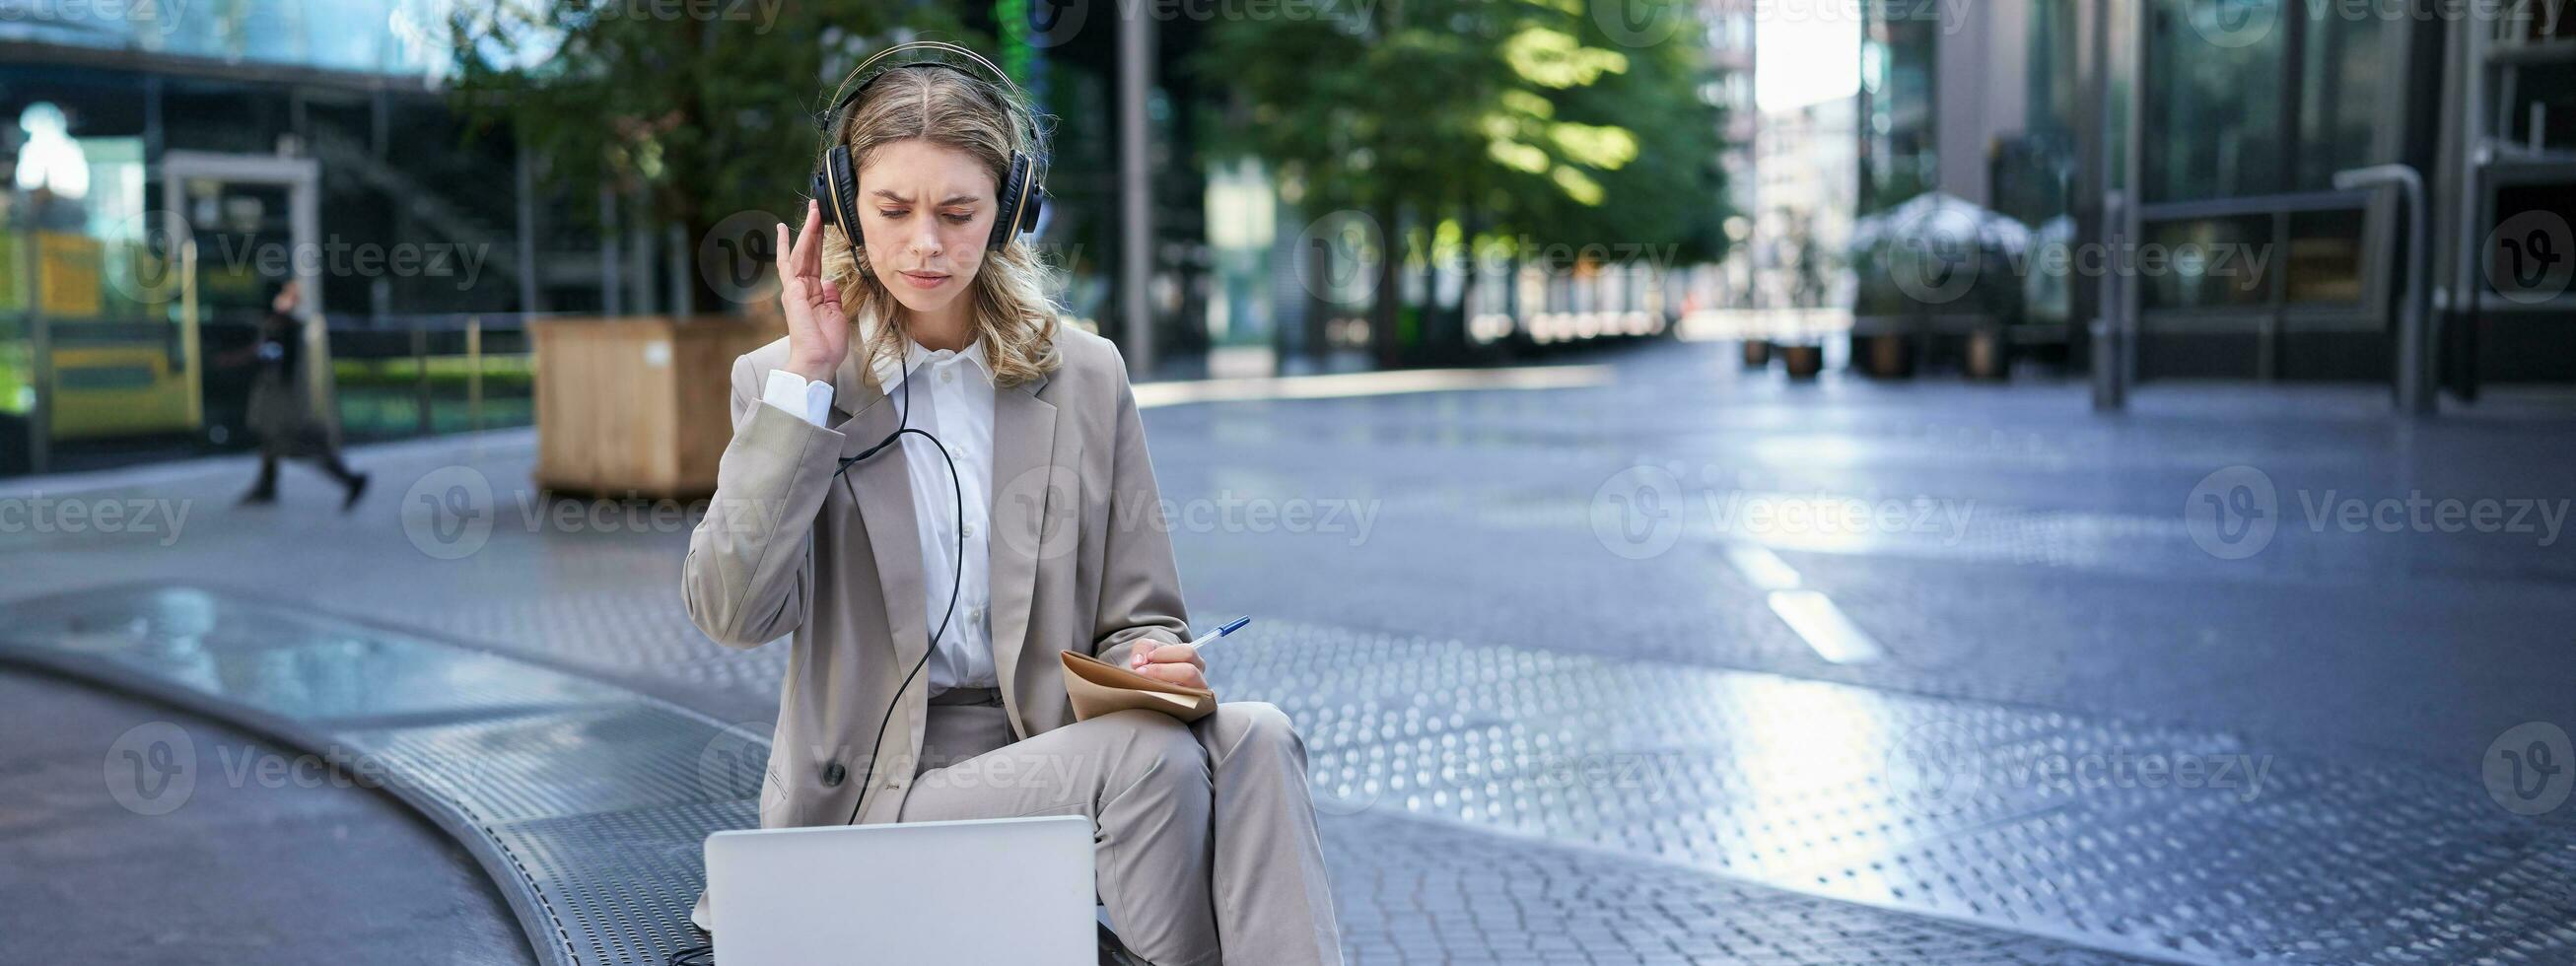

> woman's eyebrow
[869,189,982,205]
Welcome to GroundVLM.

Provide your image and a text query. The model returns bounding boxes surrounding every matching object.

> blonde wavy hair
[818,60,1061,388]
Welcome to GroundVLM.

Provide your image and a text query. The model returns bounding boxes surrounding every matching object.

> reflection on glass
[1860,7,1938,214]
[2285,209,2364,306]
[2141,216,2273,310]
[2144,0,2285,202]
[2293,5,2388,189]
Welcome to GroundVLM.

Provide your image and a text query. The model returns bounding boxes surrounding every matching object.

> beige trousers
[899,689,1343,966]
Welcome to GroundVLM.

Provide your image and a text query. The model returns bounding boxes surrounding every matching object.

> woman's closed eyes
[877,209,976,225]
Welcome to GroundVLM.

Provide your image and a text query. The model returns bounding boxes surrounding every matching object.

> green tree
[1195,0,1732,363]
[446,5,974,315]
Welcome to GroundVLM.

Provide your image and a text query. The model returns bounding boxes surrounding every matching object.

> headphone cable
[669,357,968,966]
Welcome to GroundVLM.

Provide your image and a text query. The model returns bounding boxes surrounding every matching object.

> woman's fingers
[1132,642,1205,669]
[774,222,797,302]
[793,200,823,279]
[1135,660,1207,688]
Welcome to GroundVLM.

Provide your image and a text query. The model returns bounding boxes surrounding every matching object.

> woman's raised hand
[778,200,849,384]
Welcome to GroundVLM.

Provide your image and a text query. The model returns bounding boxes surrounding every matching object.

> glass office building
[0,1,538,475]
[1857,0,2575,388]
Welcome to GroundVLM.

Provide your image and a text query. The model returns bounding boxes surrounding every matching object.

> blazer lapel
[831,351,929,686]
[986,372,1057,739]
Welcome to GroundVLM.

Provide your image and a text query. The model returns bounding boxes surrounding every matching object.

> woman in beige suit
[680,45,1341,966]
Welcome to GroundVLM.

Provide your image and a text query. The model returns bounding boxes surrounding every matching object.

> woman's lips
[899,271,949,290]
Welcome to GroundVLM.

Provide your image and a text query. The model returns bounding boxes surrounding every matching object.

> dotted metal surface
[10,344,2576,964]
[494,800,757,966]
[1321,810,2148,966]
[0,586,752,966]
[0,585,2178,966]
[342,707,764,825]
[1204,622,2576,965]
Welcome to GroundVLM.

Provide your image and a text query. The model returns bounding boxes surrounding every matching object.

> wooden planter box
[1778,343,1824,380]
[529,315,782,500]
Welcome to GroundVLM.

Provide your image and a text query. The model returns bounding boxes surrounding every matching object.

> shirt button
[961,521,976,538]
[940,369,954,382]
[820,760,846,787]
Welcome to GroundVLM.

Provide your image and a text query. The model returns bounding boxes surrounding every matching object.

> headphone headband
[810,39,1047,252]
[818,40,1029,135]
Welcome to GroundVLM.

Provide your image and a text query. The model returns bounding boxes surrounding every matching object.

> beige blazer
[682,323,1191,835]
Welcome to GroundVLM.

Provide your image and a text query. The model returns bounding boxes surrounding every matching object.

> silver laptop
[705,815,1094,964]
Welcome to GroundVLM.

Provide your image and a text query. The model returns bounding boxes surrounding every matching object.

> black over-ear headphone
[811,39,1047,252]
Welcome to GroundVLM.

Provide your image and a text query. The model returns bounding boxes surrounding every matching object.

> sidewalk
[5,341,2573,963]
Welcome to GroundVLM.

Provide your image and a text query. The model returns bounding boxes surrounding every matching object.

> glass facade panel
[0,0,449,78]
[2292,7,2387,190]
[0,66,174,462]
[0,53,537,476]
[1859,2,1938,214]
[2143,0,2284,202]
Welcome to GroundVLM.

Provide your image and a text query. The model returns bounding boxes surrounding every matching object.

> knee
[1099,710,1210,792]
[1218,701,1305,761]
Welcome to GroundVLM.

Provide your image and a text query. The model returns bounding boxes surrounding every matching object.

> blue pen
[1135,616,1252,668]
[1184,616,1252,651]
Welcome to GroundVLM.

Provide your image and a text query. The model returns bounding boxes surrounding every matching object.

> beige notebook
[1061,650,1218,724]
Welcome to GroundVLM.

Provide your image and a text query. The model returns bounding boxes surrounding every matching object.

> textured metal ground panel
[1321,809,2150,966]
[1203,620,2576,965]
[0,584,2187,965]
[0,585,746,966]
[494,800,757,966]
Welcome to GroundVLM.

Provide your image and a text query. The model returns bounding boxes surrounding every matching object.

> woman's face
[854,138,996,318]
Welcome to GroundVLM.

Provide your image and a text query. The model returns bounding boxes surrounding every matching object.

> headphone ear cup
[823,145,863,248]
[987,154,1030,251]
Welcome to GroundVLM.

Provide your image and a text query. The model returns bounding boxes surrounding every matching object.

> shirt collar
[869,332,992,392]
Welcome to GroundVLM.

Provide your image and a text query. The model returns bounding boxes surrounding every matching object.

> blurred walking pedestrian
[235,279,368,510]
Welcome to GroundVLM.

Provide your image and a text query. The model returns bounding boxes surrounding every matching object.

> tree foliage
[445,3,975,313]
[1194,0,1734,267]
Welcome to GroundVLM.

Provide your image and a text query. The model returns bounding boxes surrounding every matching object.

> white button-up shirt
[761,337,998,691]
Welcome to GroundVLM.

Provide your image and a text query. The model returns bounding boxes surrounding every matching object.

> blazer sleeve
[681,354,846,650]
[1088,346,1193,670]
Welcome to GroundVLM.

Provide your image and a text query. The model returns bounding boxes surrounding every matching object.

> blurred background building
[2,0,2569,478]
[1845,0,2574,388]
